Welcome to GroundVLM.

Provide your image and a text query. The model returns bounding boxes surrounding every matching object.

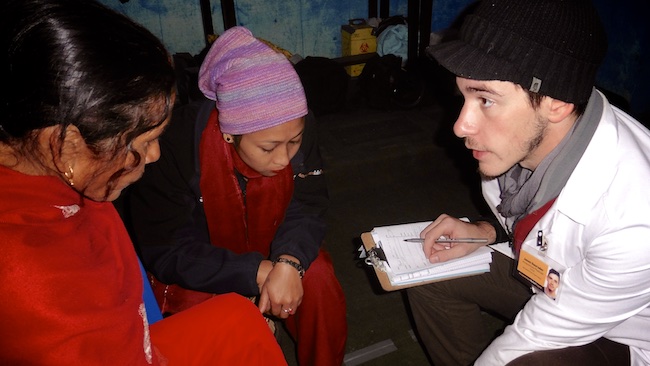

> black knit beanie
[430,0,608,104]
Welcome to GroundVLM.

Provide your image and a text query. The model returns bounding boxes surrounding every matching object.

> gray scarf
[497,89,603,232]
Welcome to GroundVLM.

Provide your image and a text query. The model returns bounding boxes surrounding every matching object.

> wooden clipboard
[361,232,427,291]
[361,232,486,291]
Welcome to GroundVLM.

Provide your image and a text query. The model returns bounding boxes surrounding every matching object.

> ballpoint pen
[403,238,489,244]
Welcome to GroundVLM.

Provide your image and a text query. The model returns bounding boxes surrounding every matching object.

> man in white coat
[407,0,650,365]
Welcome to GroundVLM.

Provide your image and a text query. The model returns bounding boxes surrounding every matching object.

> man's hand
[421,214,496,263]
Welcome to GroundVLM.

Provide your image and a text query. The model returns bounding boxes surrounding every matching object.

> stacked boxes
[341,20,377,77]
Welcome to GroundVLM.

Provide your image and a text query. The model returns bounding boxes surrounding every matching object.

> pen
[403,238,489,244]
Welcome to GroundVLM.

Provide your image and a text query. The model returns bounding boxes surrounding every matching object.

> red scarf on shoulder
[199,109,294,256]
[151,109,293,314]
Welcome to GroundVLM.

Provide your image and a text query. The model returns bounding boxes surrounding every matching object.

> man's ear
[545,98,576,123]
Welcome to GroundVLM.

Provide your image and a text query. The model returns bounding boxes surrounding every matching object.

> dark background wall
[99,0,648,122]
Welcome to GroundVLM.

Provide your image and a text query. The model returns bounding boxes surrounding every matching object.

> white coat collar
[554,90,618,225]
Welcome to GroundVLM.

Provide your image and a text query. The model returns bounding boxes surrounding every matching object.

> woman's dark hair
[2,0,175,197]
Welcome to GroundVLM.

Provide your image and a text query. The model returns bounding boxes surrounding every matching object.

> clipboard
[362,232,408,291]
[361,232,490,291]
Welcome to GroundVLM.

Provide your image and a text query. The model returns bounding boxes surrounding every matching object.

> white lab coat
[476,91,650,365]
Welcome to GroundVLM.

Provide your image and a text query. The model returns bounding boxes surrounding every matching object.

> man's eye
[481,98,494,107]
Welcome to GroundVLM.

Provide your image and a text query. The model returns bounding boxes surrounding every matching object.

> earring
[223,133,234,143]
[63,166,74,187]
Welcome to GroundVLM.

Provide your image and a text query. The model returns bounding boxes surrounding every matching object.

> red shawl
[151,109,293,314]
[199,109,294,256]
[0,166,158,365]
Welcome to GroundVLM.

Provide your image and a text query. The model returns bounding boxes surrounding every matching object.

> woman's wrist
[272,256,304,279]
[257,260,273,290]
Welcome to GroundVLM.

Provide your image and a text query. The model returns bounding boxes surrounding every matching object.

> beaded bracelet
[272,257,305,279]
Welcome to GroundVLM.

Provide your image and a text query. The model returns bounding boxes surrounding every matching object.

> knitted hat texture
[429,0,608,104]
[198,26,307,134]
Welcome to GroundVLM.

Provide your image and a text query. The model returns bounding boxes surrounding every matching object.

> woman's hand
[421,214,496,263]
[257,255,304,319]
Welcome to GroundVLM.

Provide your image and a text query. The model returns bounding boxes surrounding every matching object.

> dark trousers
[407,252,630,366]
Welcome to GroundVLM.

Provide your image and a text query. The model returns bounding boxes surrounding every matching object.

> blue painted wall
[100,0,389,57]
[99,0,648,120]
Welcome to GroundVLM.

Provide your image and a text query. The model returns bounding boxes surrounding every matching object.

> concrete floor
[278,68,502,365]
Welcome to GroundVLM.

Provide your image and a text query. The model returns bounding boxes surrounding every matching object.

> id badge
[516,231,565,301]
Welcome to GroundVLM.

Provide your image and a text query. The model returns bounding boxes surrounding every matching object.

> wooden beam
[199,0,214,47]
[221,0,237,30]
[380,0,390,18]
[419,0,433,58]
[369,0,378,18]
[407,0,420,65]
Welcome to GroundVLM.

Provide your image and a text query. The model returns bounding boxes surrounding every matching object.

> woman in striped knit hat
[119,26,347,366]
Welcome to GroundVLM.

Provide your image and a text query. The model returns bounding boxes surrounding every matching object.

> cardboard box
[341,20,377,77]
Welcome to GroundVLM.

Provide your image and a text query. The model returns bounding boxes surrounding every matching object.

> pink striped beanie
[198,26,308,135]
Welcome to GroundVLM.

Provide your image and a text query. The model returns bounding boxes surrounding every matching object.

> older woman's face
[73,116,170,202]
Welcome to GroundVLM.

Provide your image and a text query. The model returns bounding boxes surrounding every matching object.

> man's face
[453,77,549,178]
[547,273,560,292]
